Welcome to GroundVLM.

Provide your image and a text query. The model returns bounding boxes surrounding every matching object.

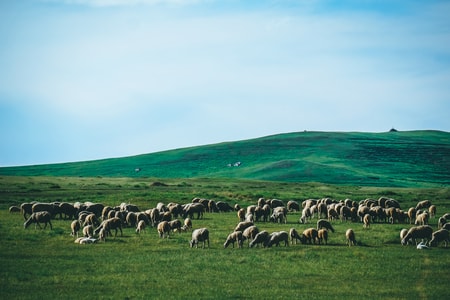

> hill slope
[1,130,449,187]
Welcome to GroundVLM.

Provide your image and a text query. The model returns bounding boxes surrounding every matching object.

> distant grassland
[1,130,449,187]
[1,176,450,299]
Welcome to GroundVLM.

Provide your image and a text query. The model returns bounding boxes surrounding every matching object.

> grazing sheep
[415,212,429,226]
[287,200,300,212]
[98,227,107,242]
[407,207,417,224]
[234,221,254,233]
[242,226,260,246]
[83,225,94,238]
[216,201,234,212]
[136,220,146,234]
[24,211,53,230]
[415,200,431,210]
[168,219,182,233]
[299,207,311,224]
[71,220,81,237]
[249,230,270,248]
[266,231,289,247]
[317,219,335,233]
[245,213,254,223]
[301,228,319,245]
[182,218,193,231]
[346,229,356,246]
[363,214,371,228]
[318,229,328,245]
[21,203,34,220]
[9,206,21,213]
[157,221,171,239]
[401,225,433,246]
[190,228,210,248]
[400,229,411,245]
[289,228,303,244]
[438,217,447,229]
[224,231,244,248]
[270,207,287,224]
[429,229,449,247]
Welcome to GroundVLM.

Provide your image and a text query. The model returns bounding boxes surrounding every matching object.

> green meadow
[1,176,449,299]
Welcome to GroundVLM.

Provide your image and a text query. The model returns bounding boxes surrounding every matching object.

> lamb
[289,228,303,244]
[249,230,270,248]
[190,228,210,248]
[24,211,53,230]
[317,219,335,233]
[157,221,171,238]
[266,231,289,247]
[318,229,328,245]
[429,229,449,247]
[136,220,146,234]
[71,220,81,237]
[428,205,436,218]
[301,228,319,245]
[223,231,244,248]
[401,225,433,245]
[346,229,356,246]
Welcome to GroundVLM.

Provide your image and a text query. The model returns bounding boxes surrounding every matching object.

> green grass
[1,130,449,187]
[1,176,450,299]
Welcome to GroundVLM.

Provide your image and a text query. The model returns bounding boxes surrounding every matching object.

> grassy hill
[1,130,449,187]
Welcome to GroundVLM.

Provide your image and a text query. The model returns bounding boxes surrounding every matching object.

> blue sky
[1,0,449,167]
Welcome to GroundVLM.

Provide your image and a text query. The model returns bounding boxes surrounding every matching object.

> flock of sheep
[12,196,450,249]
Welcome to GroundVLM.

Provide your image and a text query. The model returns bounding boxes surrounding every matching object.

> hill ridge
[1,130,449,187]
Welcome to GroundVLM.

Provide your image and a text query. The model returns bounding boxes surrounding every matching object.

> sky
[1,0,449,167]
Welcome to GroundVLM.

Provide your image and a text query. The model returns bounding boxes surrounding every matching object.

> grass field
[1,130,449,187]
[1,176,449,299]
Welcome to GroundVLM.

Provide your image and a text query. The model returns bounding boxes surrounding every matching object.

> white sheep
[136,220,146,234]
[401,225,433,246]
[190,228,209,248]
[318,229,328,245]
[70,220,81,237]
[223,231,243,248]
[363,214,371,228]
[346,229,356,246]
[289,228,302,244]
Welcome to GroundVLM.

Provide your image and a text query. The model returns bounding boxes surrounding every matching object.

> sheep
[415,200,431,210]
[245,213,254,223]
[71,220,81,237]
[82,225,94,238]
[287,200,300,212]
[157,221,171,238]
[428,205,436,218]
[190,228,210,248]
[136,220,146,234]
[429,229,449,247]
[318,229,328,245]
[289,228,303,244]
[399,229,411,245]
[237,208,246,222]
[24,211,53,230]
[401,225,433,246]
[21,202,34,220]
[363,214,371,228]
[270,207,287,224]
[415,212,429,226]
[242,226,259,246]
[182,218,192,231]
[167,219,181,233]
[9,206,21,213]
[317,219,335,233]
[249,230,270,248]
[301,228,319,245]
[224,231,244,248]
[407,207,417,224]
[346,229,356,246]
[98,227,107,242]
[266,231,289,247]
[299,207,311,224]
[438,217,447,229]
[75,237,98,244]
[234,221,254,233]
